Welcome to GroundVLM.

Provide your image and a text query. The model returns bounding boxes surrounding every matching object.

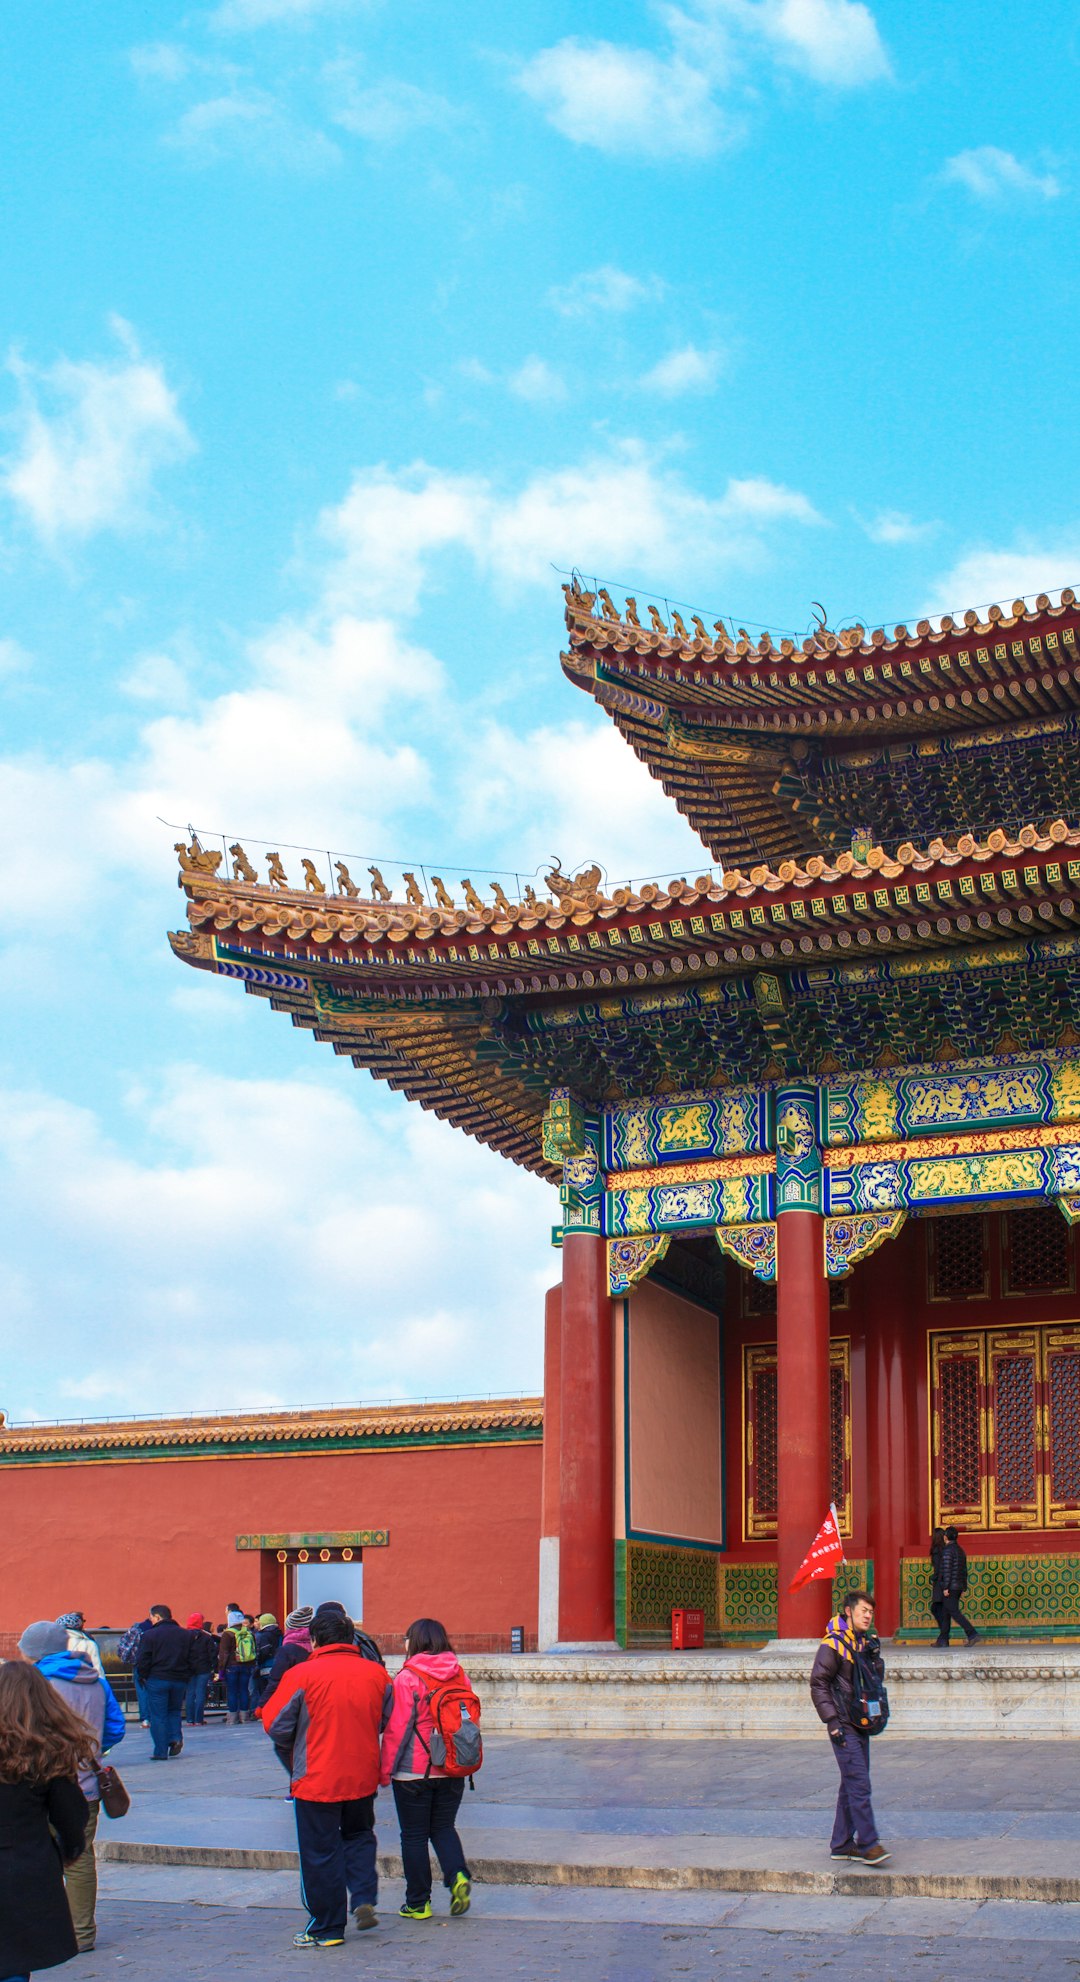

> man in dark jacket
[258,1609,392,1948]
[936,1527,980,1646]
[809,1588,889,1865]
[136,1604,193,1760]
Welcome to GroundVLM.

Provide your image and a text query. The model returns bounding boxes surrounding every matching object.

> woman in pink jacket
[380,1618,473,1920]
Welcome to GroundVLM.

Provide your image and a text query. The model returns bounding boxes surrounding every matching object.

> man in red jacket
[259,1608,392,1948]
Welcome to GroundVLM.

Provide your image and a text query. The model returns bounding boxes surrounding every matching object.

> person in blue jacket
[19,1617,125,1953]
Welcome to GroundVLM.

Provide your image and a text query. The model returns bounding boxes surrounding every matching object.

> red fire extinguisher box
[671,1607,705,1650]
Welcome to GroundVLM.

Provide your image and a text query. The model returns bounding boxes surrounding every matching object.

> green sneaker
[398,1900,432,1921]
[450,1873,472,1916]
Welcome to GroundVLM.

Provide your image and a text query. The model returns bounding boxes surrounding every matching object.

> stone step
[98,1829,1080,1905]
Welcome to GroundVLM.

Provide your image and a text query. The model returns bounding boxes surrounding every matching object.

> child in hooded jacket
[380,1618,473,1920]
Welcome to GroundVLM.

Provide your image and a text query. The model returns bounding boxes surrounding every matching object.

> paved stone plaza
[72,1721,1080,1976]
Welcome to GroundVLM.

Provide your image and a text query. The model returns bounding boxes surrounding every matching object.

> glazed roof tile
[561,584,1080,865]
[0,1396,543,1458]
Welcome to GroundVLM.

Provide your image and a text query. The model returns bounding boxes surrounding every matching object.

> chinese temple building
[167,583,1080,1647]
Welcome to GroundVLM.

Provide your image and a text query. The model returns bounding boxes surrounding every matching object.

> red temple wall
[0,1441,541,1657]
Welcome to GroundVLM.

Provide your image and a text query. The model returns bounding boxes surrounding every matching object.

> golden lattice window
[937,1348,982,1511]
[932,1324,1080,1531]
[1004,1206,1073,1297]
[928,1215,989,1302]
[744,1340,850,1540]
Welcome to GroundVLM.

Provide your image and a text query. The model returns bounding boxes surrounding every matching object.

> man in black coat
[935,1528,980,1646]
[136,1604,193,1759]
[809,1589,889,1864]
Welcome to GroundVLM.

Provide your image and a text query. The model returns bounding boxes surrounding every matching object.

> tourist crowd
[0,1599,477,1971]
[0,1531,980,1972]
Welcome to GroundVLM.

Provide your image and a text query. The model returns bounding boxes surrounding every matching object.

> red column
[538,1285,562,1649]
[558,1232,616,1645]
[776,1210,832,1638]
[864,1223,918,1638]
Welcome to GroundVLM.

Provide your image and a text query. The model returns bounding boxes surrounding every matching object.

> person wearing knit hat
[55,1611,107,1682]
[184,1613,217,1728]
[20,1617,126,1953]
[264,1608,314,1700]
[253,1612,284,1710]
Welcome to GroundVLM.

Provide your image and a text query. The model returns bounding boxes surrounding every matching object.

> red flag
[789,1503,845,1593]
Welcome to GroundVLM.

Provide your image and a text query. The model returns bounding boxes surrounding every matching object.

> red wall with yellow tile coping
[0,1439,541,1654]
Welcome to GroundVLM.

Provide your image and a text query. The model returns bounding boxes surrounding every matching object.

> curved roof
[562,584,1080,867]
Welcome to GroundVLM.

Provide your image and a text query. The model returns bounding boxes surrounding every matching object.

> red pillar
[558,1232,615,1645]
[864,1222,918,1638]
[538,1284,562,1649]
[775,1210,832,1638]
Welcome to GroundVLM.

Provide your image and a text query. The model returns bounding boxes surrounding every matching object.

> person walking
[938,1527,980,1646]
[252,1613,283,1708]
[19,1619,126,1955]
[55,1612,107,1683]
[136,1605,193,1761]
[381,1617,474,1920]
[0,1661,92,1981]
[218,1607,258,1723]
[809,1588,890,1866]
[929,1526,948,1643]
[258,1607,391,1949]
[118,1617,152,1727]
[264,1606,313,1696]
[183,1614,217,1726]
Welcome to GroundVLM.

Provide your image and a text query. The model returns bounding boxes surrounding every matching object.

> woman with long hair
[0,1662,93,1979]
[380,1618,475,1921]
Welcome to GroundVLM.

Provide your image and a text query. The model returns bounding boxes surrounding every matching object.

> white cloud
[943,145,1061,203]
[719,0,890,84]
[548,265,666,316]
[120,615,441,855]
[325,62,456,142]
[924,537,1080,621]
[2,320,193,544]
[639,342,724,395]
[859,509,936,546]
[319,445,824,612]
[0,1072,555,1420]
[119,647,196,705]
[165,89,340,171]
[507,356,568,404]
[516,38,727,160]
[517,0,887,157]
[460,716,715,883]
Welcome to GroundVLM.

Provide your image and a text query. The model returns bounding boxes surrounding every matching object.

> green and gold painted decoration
[607,1234,672,1296]
[775,1084,822,1214]
[604,1087,770,1169]
[716,1222,776,1282]
[542,1087,587,1163]
[824,1211,906,1278]
[821,1056,1080,1148]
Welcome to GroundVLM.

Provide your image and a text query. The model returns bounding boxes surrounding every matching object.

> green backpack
[233,1623,256,1663]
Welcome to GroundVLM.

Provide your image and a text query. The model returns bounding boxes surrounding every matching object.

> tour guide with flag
[809,1586,889,1866]
[794,1508,889,1866]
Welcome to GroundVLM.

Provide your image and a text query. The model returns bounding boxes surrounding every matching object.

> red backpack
[419,1670,483,1780]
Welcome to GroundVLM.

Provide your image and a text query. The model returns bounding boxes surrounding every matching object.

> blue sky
[1,0,1077,1420]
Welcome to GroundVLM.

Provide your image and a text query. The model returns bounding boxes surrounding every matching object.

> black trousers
[392,1777,468,1907]
[294,1795,377,1939]
[939,1593,976,1643]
